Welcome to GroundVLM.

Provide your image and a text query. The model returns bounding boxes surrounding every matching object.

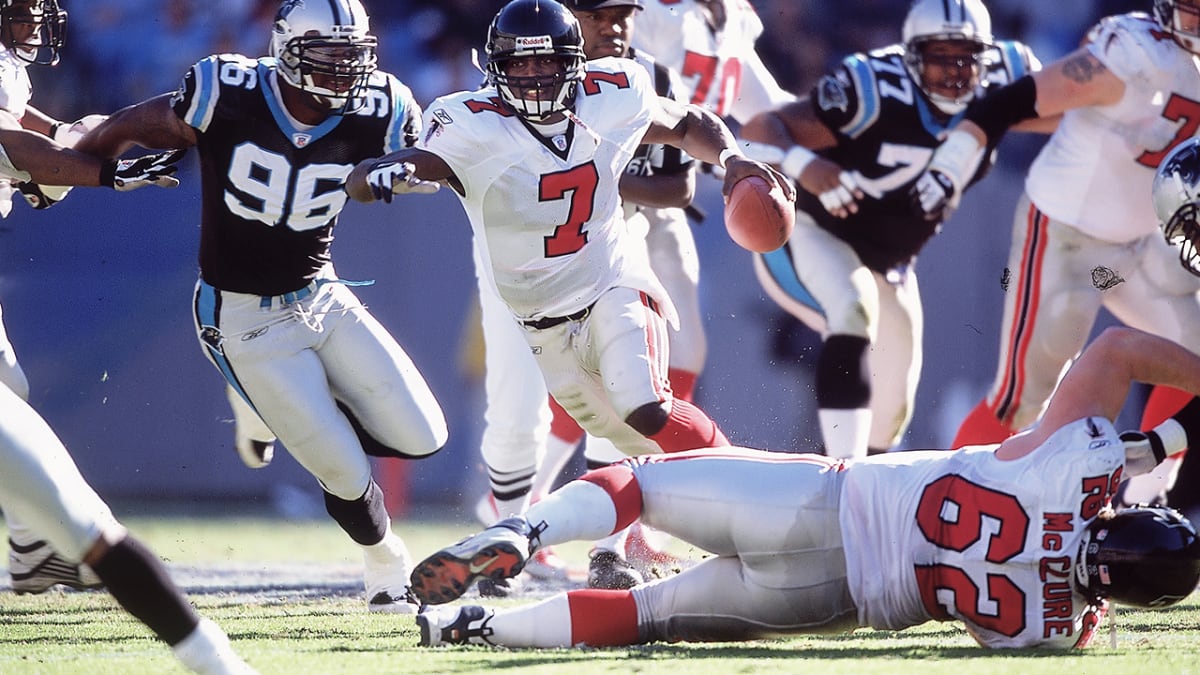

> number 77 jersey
[839,417,1122,648]
[420,57,675,324]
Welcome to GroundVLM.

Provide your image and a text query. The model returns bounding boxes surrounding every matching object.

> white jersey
[631,0,793,124]
[840,417,1117,648]
[0,46,31,211]
[421,57,673,323]
[1026,13,1200,243]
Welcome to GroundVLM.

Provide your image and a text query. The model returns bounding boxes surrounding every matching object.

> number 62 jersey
[839,417,1120,648]
[170,54,421,296]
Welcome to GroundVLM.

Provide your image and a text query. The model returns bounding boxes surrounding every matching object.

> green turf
[1,516,1199,674]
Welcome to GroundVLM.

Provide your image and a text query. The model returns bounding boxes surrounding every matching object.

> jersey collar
[260,64,343,149]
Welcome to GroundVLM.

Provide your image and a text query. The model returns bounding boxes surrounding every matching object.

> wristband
[99,160,117,188]
[781,145,817,181]
[49,121,63,141]
[928,129,985,191]
[718,147,742,169]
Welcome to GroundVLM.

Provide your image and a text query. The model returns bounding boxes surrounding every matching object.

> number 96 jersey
[170,54,422,296]
[840,417,1120,648]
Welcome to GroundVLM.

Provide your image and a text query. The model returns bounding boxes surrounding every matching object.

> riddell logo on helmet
[516,36,554,49]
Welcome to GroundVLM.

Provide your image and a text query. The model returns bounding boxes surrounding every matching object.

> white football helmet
[1155,0,1200,55]
[269,0,378,113]
[901,0,993,115]
[1,0,67,66]
[1152,137,1200,277]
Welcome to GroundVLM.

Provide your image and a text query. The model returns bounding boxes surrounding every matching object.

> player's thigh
[585,287,673,419]
[320,292,446,456]
[0,387,118,562]
[528,320,659,457]
[633,555,857,642]
[478,276,551,463]
[0,301,29,400]
[634,450,844,557]
[646,208,706,369]
[755,211,876,338]
[1106,233,1200,352]
[867,270,922,447]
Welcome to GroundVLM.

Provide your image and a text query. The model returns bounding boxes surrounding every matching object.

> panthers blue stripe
[760,247,824,316]
[194,282,257,412]
[842,55,878,138]
[997,41,1028,80]
[188,59,217,129]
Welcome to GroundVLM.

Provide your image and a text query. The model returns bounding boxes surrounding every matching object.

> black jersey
[171,54,421,295]
[807,41,1036,272]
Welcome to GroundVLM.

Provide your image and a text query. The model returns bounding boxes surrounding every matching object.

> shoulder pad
[1087,12,1177,87]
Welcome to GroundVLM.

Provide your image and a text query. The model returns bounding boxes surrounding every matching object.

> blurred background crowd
[36,0,1142,122]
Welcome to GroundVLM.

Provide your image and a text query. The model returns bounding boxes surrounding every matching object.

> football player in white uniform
[915,0,1200,505]
[470,0,703,591]
[739,0,1040,460]
[74,0,448,614]
[412,326,1200,650]
[0,0,183,595]
[347,0,789,516]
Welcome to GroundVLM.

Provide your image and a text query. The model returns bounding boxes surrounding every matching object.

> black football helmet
[1152,137,1200,277]
[1,0,67,66]
[486,0,586,121]
[1076,505,1200,608]
[269,0,378,114]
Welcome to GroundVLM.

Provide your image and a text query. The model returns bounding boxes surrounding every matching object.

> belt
[521,303,594,330]
[259,282,317,309]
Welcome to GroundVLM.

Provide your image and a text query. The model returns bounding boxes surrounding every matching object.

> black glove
[16,182,70,209]
[909,168,956,224]
[100,149,187,191]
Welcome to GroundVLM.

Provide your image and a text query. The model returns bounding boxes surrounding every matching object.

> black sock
[89,536,199,646]
[324,480,389,546]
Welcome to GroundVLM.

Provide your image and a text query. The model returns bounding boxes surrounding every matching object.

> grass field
[2,515,1200,674]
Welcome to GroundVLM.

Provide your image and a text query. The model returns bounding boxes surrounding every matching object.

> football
[723,176,795,253]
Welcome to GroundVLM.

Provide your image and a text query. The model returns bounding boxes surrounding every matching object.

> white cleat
[364,535,419,614]
[417,605,496,646]
[9,539,103,594]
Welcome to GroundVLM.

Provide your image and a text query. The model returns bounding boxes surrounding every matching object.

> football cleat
[364,536,419,614]
[417,605,496,647]
[477,574,523,598]
[624,522,689,579]
[409,517,540,605]
[587,549,643,590]
[234,433,275,469]
[522,546,578,583]
[9,539,103,594]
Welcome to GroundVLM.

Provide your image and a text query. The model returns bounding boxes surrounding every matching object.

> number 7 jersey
[420,57,674,324]
[839,417,1120,648]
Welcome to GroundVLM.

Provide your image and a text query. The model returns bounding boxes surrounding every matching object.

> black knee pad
[625,401,670,437]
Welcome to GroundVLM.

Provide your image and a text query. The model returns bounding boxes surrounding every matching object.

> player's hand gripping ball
[724,176,795,252]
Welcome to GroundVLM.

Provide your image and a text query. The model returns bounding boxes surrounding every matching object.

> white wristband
[928,128,985,191]
[718,147,742,169]
[781,145,817,181]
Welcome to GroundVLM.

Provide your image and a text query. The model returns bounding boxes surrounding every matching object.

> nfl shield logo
[553,134,567,151]
[294,133,312,148]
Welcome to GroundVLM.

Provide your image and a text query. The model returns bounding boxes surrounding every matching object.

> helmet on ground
[1076,505,1200,608]
[1,0,66,66]
[486,0,586,121]
[1152,137,1200,277]
[269,0,378,113]
[901,0,993,115]
[1154,0,1200,55]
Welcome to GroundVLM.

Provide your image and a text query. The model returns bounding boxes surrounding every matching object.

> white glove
[101,149,186,191]
[911,169,957,223]
[818,171,863,216]
[367,160,440,203]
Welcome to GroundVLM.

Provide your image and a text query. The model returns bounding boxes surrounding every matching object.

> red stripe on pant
[567,589,640,646]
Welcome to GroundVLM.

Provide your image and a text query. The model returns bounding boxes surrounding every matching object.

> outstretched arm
[643,96,794,200]
[74,94,197,159]
[997,328,1200,460]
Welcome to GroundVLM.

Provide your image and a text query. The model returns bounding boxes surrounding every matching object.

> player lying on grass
[409,325,1200,649]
